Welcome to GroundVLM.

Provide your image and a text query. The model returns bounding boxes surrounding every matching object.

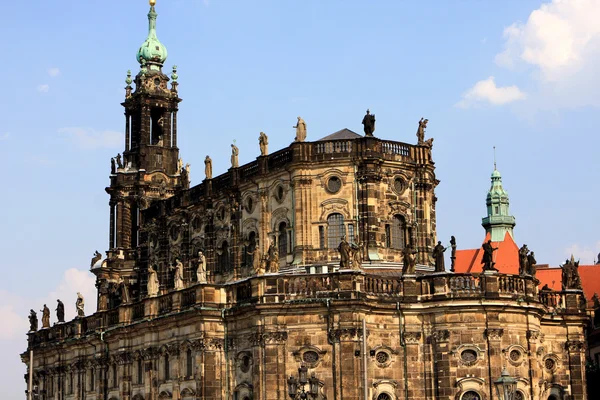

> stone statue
[402,245,417,275]
[259,132,269,156]
[362,109,376,137]
[518,244,529,276]
[416,118,428,145]
[115,153,123,169]
[204,156,213,180]
[41,304,50,329]
[248,246,264,275]
[527,251,537,277]
[597,252,600,265]
[337,236,351,269]
[197,251,207,283]
[351,241,363,270]
[76,292,85,317]
[56,299,65,323]
[29,310,38,332]
[118,278,131,304]
[91,250,102,268]
[180,164,189,189]
[110,158,116,174]
[231,144,239,168]
[481,240,497,272]
[294,116,307,142]
[268,241,279,273]
[450,236,457,272]
[561,255,582,290]
[172,258,184,290]
[177,157,183,173]
[432,241,447,272]
[593,293,600,309]
[147,266,160,297]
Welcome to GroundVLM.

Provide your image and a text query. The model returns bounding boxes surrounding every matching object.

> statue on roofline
[362,109,375,137]
[293,116,307,142]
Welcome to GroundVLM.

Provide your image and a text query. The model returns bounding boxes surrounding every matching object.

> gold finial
[149,0,156,6]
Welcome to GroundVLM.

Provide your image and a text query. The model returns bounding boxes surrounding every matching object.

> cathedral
[22,2,590,400]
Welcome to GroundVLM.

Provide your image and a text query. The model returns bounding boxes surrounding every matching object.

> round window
[393,177,406,194]
[460,349,478,364]
[544,357,556,371]
[375,351,389,364]
[377,394,392,400]
[302,351,319,364]
[327,176,342,194]
[240,355,251,373]
[461,391,481,400]
[509,349,522,362]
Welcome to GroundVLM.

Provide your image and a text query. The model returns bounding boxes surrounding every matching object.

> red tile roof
[454,233,600,305]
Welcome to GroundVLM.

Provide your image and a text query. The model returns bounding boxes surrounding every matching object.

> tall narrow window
[112,364,118,388]
[348,224,355,243]
[278,222,288,255]
[390,215,406,249]
[218,241,230,272]
[186,349,193,378]
[137,359,143,384]
[164,354,170,381]
[319,226,325,249]
[69,372,73,394]
[90,368,95,391]
[385,225,391,248]
[327,213,345,249]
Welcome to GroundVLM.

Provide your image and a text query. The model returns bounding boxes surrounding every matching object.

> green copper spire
[481,168,516,241]
[136,1,168,71]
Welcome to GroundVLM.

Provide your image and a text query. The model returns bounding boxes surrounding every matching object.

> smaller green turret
[482,168,516,242]
[136,0,168,71]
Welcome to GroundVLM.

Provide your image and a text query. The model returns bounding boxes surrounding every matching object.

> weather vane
[493,146,497,170]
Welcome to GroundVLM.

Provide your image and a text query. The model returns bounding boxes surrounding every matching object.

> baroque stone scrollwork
[402,331,422,344]
[319,198,351,221]
[328,327,366,343]
[485,328,504,340]
[430,329,450,343]
[565,340,585,352]
[247,330,288,346]
[527,330,541,342]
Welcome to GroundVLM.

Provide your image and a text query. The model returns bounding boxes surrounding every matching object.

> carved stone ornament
[565,340,585,353]
[527,330,541,342]
[431,329,450,343]
[293,345,327,368]
[485,328,504,340]
[247,331,288,346]
[403,331,422,344]
[328,327,366,343]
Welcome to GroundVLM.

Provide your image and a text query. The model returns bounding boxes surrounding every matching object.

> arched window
[186,348,193,378]
[218,241,230,272]
[278,222,288,255]
[327,213,345,249]
[164,354,170,381]
[389,215,406,249]
[460,391,481,400]
[137,358,143,384]
[245,231,257,266]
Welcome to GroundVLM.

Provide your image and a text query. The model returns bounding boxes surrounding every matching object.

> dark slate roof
[317,128,362,141]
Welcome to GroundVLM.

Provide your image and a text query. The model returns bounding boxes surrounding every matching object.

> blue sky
[1,0,599,397]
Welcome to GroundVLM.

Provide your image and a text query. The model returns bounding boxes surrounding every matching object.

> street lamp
[287,365,319,400]
[494,368,517,400]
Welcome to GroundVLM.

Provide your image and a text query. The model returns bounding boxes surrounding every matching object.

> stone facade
[22,3,589,400]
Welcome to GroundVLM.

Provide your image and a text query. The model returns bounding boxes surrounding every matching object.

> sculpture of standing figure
[177,157,183,173]
[337,236,351,269]
[76,292,85,317]
[172,258,184,290]
[118,278,131,304]
[147,266,160,297]
[180,164,190,188]
[90,250,102,268]
[110,158,116,174]
[561,255,582,290]
[29,310,38,332]
[204,156,213,180]
[197,251,207,283]
[41,304,50,328]
[450,236,457,272]
[231,144,239,168]
[416,118,428,144]
[56,299,65,323]
[249,246,264,275]
[293,116,307,142]
[115,153,123,169]
[268,241,280,273]
[402,245,417,275]
[432,241,447,272]
[527,251,537,277]
[362,109,376,137]
[481,240,498,271]
[518,244,530,276]
[259,132,269,156]
[351,241,363,270]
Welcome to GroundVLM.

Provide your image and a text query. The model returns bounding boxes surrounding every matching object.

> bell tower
[96,0,184,310]
[481,168,516,242]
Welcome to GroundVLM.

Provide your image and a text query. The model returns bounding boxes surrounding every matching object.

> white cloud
[58,127,122,149]
[48,67,60,77]
[37,84,49,93]
[564,241,600,265]
[456,76,526,108]
[43,268,97,321]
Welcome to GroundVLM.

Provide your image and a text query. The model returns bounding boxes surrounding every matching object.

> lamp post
[287,364,319,400]
[493,368,517,400]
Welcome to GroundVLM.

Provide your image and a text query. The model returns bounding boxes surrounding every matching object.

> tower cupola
[136,0,168,71]
[481,168,516,241]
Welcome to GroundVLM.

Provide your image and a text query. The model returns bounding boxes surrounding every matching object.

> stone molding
[328,327,365,343]
[565,340,585,353]
[403,331,421,344]
[485,328,504,340]
[247,331,288,346]
[430,329,450,343]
